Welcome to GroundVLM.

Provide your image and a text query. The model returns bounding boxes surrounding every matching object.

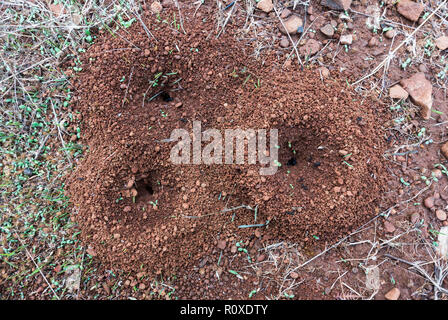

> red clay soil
[67,5,388,280]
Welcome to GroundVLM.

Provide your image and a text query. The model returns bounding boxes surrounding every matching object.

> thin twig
[273,5,303,68]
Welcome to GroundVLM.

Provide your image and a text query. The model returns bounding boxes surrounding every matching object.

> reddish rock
[366,4,381,30]
[424,196,434,209]
[290,271,299,279]
[442,142,448,159]
[389,84,409,100]
[256,0,274,13]
[161,0,173,6]
[410,212,420,224]
[340,34,353,45]
[280,38,290,48]
[86,246,97,256]
[432,169,443,179]
[400,72,432,119]
[299,39,322,56]
[150,1,163,14]
[257,254,266,262]
[279,15,303,35]
[384,29,396,39]
[280,8,292,18]
[385,287,401,300]
[418,64,428,73]
[436,210,447,221]
[49,3,65,16]
[384,220,396,233]
[368,37,379,47]
[397,0,424,22]
[435,36,448,50]
[320,24,335,37]
[103,283,111,295]
[317,67,330,78]
[217,240,227,250]
[321,0,352,11]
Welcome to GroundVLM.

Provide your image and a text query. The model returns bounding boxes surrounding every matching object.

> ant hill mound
[67,6,388,275]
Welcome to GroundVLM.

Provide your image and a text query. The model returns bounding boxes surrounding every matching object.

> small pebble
[424,197,434,209]
[436,209,447,221]
[280,38,290,48]
[217,240,226,250]
[384,29,396,39]
[410,212,420,224]
[385,287,400,300]
[384,220,396,233]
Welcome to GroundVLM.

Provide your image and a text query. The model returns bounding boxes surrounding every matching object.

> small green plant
[400,177,410,186]
[229,269,243,280]
[149,200,158,208]
[248,289,258,298]
[117,14,135,28]
[424,38,435,56]
[401,57,412,70]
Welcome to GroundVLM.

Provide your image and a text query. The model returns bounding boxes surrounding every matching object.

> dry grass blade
[216,0,239,38]
[273,5,303,68]
[352,0,448,86]
[384,253,448,298]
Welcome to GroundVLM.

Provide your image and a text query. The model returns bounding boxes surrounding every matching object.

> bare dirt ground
[1,0,448,300]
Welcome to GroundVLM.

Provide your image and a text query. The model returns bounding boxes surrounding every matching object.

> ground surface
[1,0,448,300]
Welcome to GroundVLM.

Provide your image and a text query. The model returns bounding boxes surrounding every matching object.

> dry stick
[128,1,157,42]
[0,54,42,111]
[330,270,348,290]
[309,39,332,63]
[379,28,397,93]
[352,0,447,86]
[273,6,303,68]
[89,2,143,50]
[423,244,448,300]
[349,8,420,31]
[379,227,419,247]
[342,282,363,298]
[76,249,86,299]
[34,134,51,160]
[193,0,204,17]
[0,4,129,86]
[217,0,238,38]
[51,101,72,165]
[282,16,320,68]
[14,231,60,300]
[121,66,134,109]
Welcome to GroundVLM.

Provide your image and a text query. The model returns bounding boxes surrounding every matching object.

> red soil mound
[67,6,387,275]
